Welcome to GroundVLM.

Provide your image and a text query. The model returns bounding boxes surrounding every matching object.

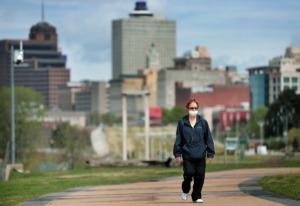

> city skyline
[1,0,300,81]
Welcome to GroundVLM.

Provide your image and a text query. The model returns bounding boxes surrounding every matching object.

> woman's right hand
[175,157,182,164]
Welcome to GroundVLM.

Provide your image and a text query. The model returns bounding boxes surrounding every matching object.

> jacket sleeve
[204,120,215,158]
[173,121,182,158]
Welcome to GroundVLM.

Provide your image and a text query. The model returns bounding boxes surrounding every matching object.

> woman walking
[173,98,215,203]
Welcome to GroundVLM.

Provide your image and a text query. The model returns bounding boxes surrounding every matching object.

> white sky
[1,0,300,81]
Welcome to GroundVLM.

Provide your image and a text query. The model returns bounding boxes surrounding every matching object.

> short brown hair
[186,98,199,109]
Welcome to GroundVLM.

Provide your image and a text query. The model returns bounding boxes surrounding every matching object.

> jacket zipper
[192,123,195,141]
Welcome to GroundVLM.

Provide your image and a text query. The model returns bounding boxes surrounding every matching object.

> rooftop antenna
[41,0,45,22]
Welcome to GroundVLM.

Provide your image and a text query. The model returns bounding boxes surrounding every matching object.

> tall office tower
[68,81,109,115]
[112,1,176,79]
[109,1,176,118]
[0,21,70,109]
[248,48,300,110]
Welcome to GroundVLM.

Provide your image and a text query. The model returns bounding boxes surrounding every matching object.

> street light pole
[258,121,264,145]
[223,113,228,137]
[10,45,16,164]
[122,94,127,161]
[236,113,240,138]
[10,41,23,164]
[278,106,294,153]
[144,93,150,160]
[282,108,288,153]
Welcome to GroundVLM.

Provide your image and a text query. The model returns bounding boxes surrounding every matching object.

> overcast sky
[1,0,300,81]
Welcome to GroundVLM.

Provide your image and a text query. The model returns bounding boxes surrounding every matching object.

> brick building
[0,21,70,109]
[176,83,250,131]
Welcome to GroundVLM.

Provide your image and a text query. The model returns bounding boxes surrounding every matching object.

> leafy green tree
[244,106,268,139]
[292,137,299,152]
[0,86,44,162]
[101,113,122,125]
[162,105,186,125]
[162,108,171,125]
[86,112,122,126]
[289,127,300,151]
[171,105,187,122]
[265,89,300,137]
[51,123,90,170]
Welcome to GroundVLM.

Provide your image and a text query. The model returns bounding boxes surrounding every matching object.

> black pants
[182,158,206,201]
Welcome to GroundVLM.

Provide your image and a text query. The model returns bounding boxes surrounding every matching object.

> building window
[283,77,289,83]
[284,86,289,90]
[292,86,298,91]
[30,33,36,40]
[44,34,51,40]
[292,77,298,83]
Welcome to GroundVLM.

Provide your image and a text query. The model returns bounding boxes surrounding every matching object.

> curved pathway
[19,168,300,206]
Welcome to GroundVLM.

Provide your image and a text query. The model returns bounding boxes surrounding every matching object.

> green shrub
[266,139,285,150]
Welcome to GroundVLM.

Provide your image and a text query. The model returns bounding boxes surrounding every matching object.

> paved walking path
[19,168,300,206]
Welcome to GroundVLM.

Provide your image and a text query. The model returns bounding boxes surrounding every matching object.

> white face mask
[189,110,198,117]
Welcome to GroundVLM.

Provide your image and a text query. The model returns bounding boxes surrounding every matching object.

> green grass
[260,173,300,200]
[0,157,300,206]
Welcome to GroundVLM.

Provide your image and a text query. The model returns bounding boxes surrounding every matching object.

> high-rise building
[0,21,70,109]
[157,46,227,109]
[175,82,250,131]
[248,47,300,110]
[75,81,109,115]
[109,1,176,118]
[57,81,109,116]
[112,1,176,79]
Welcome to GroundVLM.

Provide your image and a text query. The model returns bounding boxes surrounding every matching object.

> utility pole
[258,121,264,145]
[10,41,24,164]
[10,46,15,164]
[236,112,240,138]
[122,94,127,161]
[282,107,289,153]
[144,93,150,160]
[278,106,295,153]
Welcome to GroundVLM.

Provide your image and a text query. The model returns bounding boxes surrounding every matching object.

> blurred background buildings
[248,47,300,109]
[0,21,70,109]
[0,1,300,166]
[1,1,299,129]
[109,1,176,121]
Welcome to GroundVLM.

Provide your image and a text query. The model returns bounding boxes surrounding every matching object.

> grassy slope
[260,173,300,200]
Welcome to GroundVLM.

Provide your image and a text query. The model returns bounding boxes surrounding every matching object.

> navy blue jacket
[173,115,215,159]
